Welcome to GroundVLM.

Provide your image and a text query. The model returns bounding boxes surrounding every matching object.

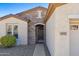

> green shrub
[0,35,16,48]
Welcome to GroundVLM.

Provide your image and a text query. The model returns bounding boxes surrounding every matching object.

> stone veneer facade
[16,6,47,44]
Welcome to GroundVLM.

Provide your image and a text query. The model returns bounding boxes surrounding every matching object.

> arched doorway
[35,24,44,43]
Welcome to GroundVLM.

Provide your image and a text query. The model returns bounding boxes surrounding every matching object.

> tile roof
[0,14,30,23]
[0,6,47,23]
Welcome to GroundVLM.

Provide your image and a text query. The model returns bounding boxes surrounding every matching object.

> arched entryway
[35,24,44,43]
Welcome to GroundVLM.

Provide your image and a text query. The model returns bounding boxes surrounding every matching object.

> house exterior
[0,14,28,45]
[0,6,47,45]
[16,6,47,44]
[45,3,79,56]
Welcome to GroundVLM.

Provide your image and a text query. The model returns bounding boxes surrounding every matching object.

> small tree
[0,35,16,48]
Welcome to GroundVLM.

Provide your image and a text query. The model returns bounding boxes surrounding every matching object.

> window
[37,11,42,18]
[70,25,78,30]
[6,24,18,39]
[7,24,12,35]
[14,25,18,38]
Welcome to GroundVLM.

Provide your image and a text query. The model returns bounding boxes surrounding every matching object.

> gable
[15,6,47,19]
[16,6,47,15]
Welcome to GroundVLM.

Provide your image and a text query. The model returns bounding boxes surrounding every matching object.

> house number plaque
[60,32,67,35]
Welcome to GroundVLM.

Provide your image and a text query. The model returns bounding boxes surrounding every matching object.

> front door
[35,24,44,43]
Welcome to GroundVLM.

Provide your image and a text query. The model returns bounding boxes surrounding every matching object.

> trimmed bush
[0,35,16,48]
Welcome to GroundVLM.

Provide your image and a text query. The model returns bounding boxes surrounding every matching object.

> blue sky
[0,3,48,17]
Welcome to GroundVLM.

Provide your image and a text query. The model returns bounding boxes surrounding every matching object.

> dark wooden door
[36,25,44,43]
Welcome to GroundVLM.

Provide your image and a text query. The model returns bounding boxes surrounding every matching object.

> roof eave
[44,3,67,23]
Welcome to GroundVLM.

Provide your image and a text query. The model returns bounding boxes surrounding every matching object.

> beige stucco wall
[46,3,79,56]
[46,11,55,56]
[0,17,28,45]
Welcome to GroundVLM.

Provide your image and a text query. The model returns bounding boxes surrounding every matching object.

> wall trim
[68,15,79,18]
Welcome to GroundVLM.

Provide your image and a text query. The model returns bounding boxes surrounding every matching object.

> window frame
[6,23,18,38]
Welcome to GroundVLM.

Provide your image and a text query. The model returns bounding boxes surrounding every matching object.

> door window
[70,25,78,30]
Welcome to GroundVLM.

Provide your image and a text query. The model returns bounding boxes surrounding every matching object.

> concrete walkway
[33,44,46,56]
